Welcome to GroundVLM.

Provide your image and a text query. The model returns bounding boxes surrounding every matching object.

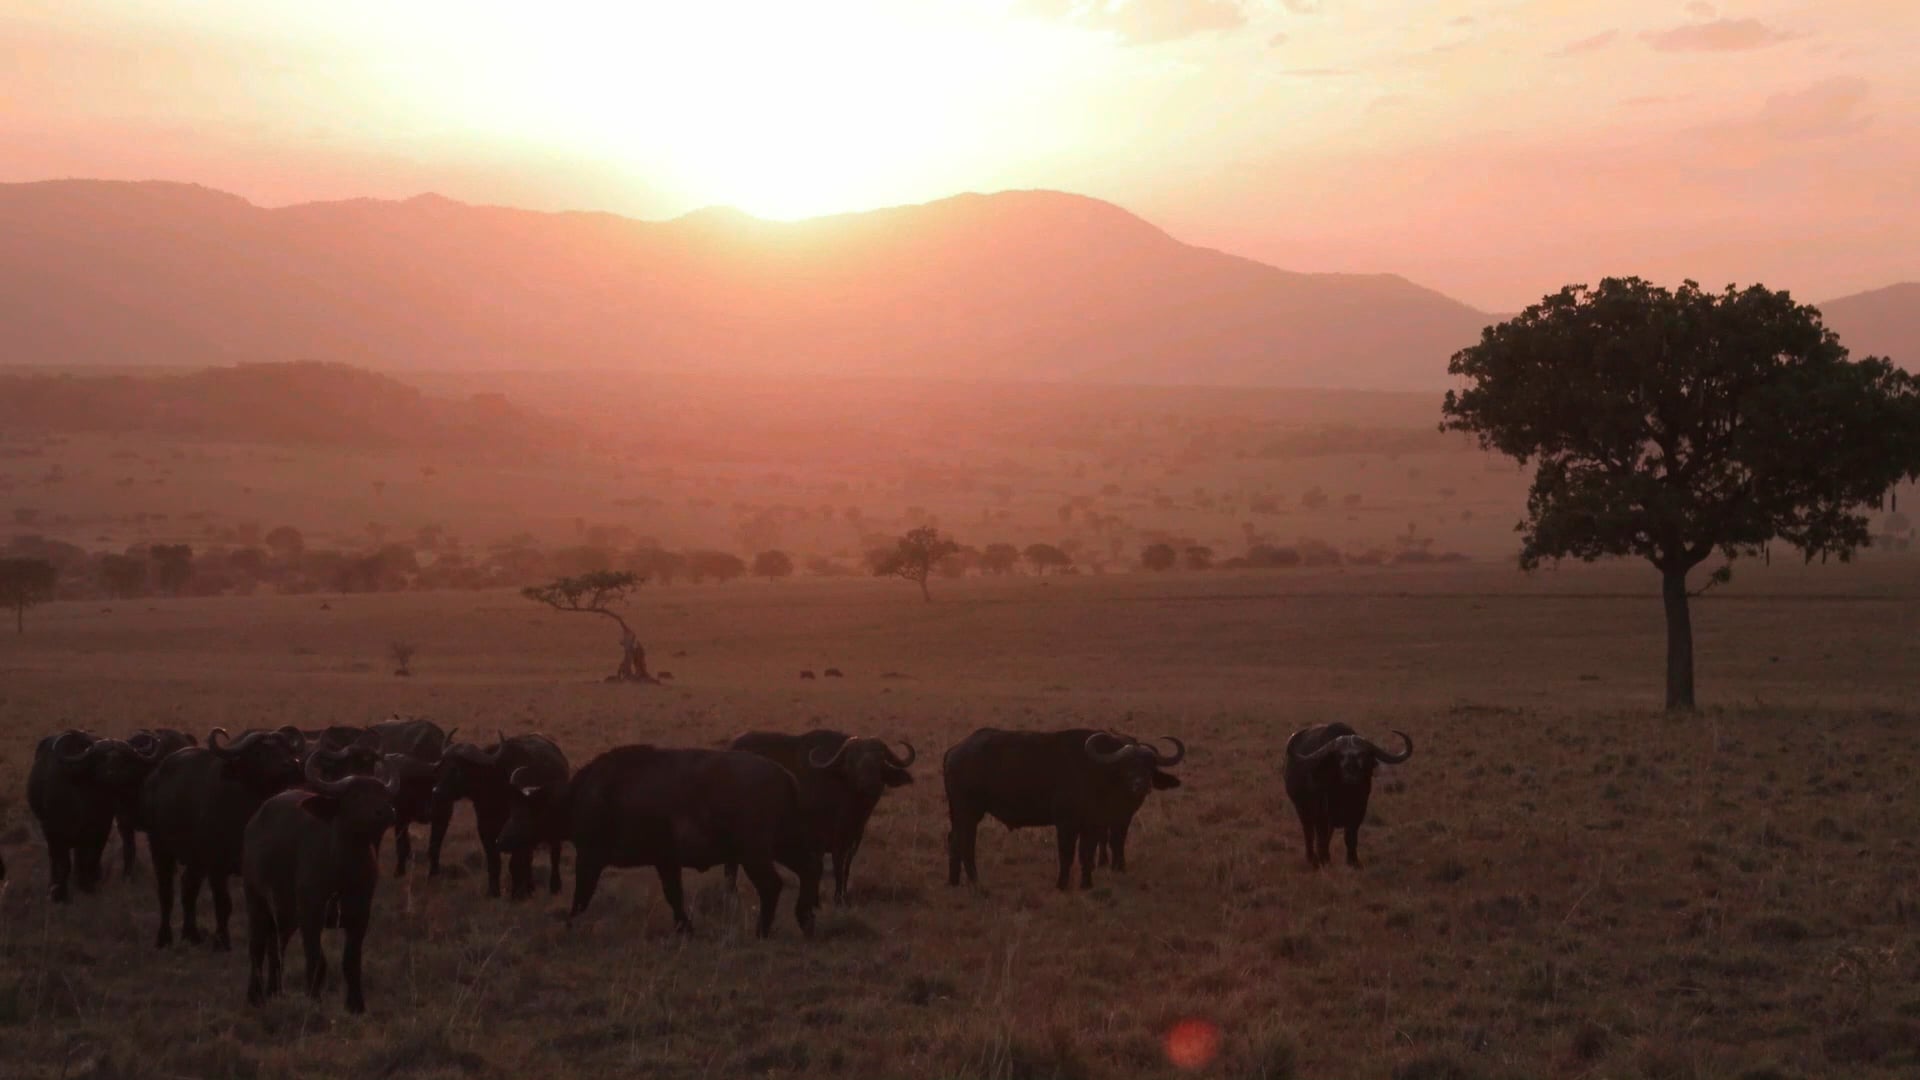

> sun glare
[370,1,1065,219]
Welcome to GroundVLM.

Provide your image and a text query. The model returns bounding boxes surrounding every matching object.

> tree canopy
[872,526,961,601]
[1442,278,1920,708]
[522,570,654,681]
[1,557,59,633]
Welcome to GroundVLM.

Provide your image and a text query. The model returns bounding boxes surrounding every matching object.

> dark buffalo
[359,716,456,877]
[141,727,305,948]
[243,758,398,1014]
[726,730,914,903]
[497,746,821,938]
[1283,723,1413,869]
[27,731,163,901]
[430,733,568,899]
[944,728,1185,890]
[111,727,199,878]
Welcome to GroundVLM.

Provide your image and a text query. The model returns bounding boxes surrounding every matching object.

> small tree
[149,544,194,595]
[522,570,655,682]
[264,525,305,561]
[389,641,417,677]
[753,549,795,581]
[0,557,58,633]
[99,553,147,599]
[1443,278,1920,709]
[1140,543,1178,571]
[1184,545,1214,571]
[872,526,961,601]
[1023,542,1073,575]
[979,542,1021,576]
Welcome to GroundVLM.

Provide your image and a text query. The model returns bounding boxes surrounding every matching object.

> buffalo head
[297,753,398,840]
[495,766,562,853]
[208,727,306,793]
[432,731,508,805]
[807,736,916,795]
[1288,727,1412,785]
[1084,730,1186,798]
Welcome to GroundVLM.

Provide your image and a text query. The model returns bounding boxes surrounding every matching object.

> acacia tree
[522,570,655,682]
[1,557,59,633]
[1443,278,1920,709]
[872,526,960,602]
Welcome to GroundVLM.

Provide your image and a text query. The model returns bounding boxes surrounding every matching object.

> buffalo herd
[12,716,1415,1014]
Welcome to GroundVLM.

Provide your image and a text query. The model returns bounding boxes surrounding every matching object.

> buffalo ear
[1150,770,1182,790]
[882,768,914,788]
[299,795,341,821]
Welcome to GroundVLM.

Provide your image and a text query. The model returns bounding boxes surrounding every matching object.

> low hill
[0,361,568,453]
[1817,283,1920,369]
[0,180,1493,391]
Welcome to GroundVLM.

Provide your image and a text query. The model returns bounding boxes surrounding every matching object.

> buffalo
[357,715,456,877]
[1283,723,1413,869]
[944,728,1185,890]
[119,728,199,877]
[242,757,399,1014]
[726,730,915,903]
[497,746,821,938]
[141,727,305,948]
[27,731,163,901]
[430,733,568,899]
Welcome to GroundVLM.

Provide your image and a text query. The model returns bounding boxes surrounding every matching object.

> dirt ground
[1,558,1916,1079]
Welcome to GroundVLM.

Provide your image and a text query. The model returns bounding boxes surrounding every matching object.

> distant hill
[1816,284,1920,369]
[0,361,568,453]
[0,180,1494,391]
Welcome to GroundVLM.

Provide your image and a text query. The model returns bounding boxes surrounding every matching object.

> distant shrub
[1139,543,1178,571]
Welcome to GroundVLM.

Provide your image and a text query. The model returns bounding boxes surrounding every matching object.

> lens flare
[1165,1018,1221,1070]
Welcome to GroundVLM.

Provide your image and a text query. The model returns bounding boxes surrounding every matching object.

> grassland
[2,559,1917,1079]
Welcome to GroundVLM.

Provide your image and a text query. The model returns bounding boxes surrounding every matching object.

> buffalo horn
[1365,730,1414,765]
[809,736,856,769]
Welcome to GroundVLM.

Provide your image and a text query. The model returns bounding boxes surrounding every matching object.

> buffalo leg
[793,848,821,938]
[480,835,502,898]
[1296,810,1319,868]
[117,813,140,879]
[569,854,605,921]
[830,844,851,905]
[246,887,275,1005]
[340,893,371,1014]
[209,872,235,950]
[426,802,452,877]
[299,908,329,998]
[73,842,105,895]
[1077,830,1100,890]
[1343,823,1361,868]
[739,859,782,939]
[393,823,410,878]
[46,838,72,903]
[1313,822,1334,868]
[947,811,981,886]
[1054,825,1077,891]
[180,863,205,944]
[151,839,177,947]
[1110,821,1131,873]
[548,840,563,895]
[507,847,534,901]
[657,864,693,934]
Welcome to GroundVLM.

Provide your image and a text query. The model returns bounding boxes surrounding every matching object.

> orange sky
[3,0,1915,310]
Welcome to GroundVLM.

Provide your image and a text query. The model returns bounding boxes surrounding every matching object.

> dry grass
[1,559,1917,1078]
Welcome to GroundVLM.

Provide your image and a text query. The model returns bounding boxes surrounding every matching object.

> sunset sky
[4,0,1915,310]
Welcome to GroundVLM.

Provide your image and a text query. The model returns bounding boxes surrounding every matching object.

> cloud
[1279,0,1322,12]
[1643,17,1803,52]
[1552,30,1617,57]
[1017,0,1248,45]
[1279,67,1352,77]
[1267,31,1288,47]
[1448,16,1477,29]
[1759,76,1871,140]
[1685,1,1715,18]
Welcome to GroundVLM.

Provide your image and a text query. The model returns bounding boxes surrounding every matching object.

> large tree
[1,557,59,633]
[522,570,655,682]
[872,526,961,602]
[1443,278,1920,709]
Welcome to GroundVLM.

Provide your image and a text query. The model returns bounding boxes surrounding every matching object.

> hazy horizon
[7,0,1918,311]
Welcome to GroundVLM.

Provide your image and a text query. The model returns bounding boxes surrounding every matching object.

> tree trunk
[1661,566,1696,711]
[918,575,931,603]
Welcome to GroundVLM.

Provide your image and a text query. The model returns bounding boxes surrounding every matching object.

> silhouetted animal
[27,731,163,901]
[944,728,1184,890]
[498,746,821,938]
[824,668,844,678]
[657,671,674,681]
[243,759,398,1013]
[302,726,383,783]
[430,733,568,898]
[1283,723,1413,869]
[141,728,305,948]
[725,730,914,903]
[800,670,817,680]
[113,727,199,876]
[359,716,456,876]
